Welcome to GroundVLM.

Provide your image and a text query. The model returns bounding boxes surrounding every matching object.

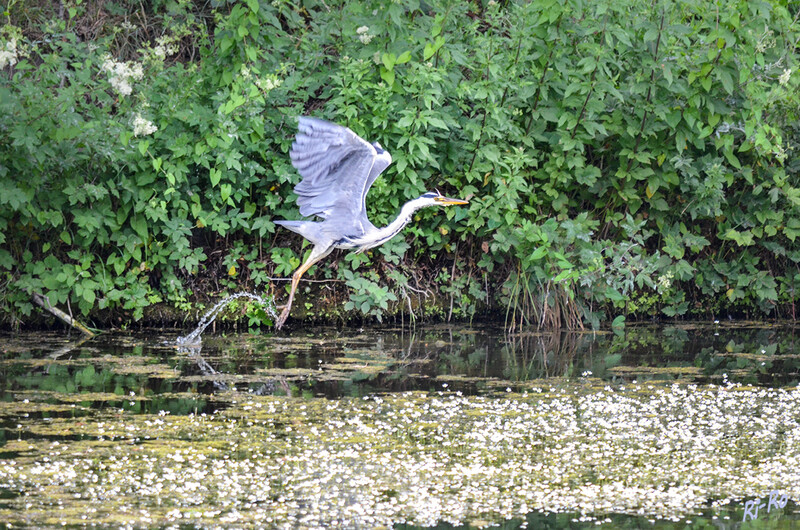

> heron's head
[418,190,469,208]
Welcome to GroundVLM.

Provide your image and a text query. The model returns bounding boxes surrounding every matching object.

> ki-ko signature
[742,490,789,522]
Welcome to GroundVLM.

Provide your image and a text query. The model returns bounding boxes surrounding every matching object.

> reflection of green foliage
[75,365,97,388]
[604,353,622,369]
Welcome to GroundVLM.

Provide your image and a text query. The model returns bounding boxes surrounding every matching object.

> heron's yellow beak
[435,196,469,206]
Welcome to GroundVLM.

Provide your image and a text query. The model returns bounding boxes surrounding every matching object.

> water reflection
[2,324,799,416]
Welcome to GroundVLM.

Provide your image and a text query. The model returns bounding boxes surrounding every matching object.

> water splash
[176,292,275,346]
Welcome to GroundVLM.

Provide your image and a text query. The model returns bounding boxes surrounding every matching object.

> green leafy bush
[0,0,798,329]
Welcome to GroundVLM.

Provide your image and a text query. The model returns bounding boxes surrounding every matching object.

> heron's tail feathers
[274,220,312,238]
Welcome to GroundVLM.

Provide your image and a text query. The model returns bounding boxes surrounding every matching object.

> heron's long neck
[368,197,426,248]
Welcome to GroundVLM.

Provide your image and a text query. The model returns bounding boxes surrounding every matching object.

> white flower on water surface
[133,113,157,137]
[0,38,18,69]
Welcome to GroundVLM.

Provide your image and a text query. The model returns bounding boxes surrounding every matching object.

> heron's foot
[275,305,291,330]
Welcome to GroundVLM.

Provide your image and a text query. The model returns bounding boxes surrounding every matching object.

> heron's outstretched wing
[289,117,391,223]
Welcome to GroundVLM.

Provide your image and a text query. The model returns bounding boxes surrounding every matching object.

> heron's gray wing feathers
[290,117,390,223]
[361,146,391,215]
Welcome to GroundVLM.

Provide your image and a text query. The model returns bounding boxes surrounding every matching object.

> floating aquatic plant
[1,382,798,527]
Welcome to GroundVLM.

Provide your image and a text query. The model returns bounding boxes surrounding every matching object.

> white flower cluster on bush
[356,26,374,45]
[0,38,18,69]
[152,36,179,62]
[101,54,144,96]
[255,74,282,91]
[132,113,157,137]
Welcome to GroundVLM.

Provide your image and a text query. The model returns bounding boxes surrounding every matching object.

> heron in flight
[274,117,469,329]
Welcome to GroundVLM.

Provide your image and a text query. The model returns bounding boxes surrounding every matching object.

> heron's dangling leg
[276,244,334,329]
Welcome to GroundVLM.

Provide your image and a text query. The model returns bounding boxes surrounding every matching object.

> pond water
[1,323,799,528]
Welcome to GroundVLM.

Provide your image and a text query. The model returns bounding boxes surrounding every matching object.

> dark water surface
[1,323,799,528]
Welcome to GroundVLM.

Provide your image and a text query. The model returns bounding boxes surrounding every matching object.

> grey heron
[273,117,469,329]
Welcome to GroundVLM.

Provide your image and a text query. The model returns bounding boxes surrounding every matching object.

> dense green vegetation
[1,0,798,329]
